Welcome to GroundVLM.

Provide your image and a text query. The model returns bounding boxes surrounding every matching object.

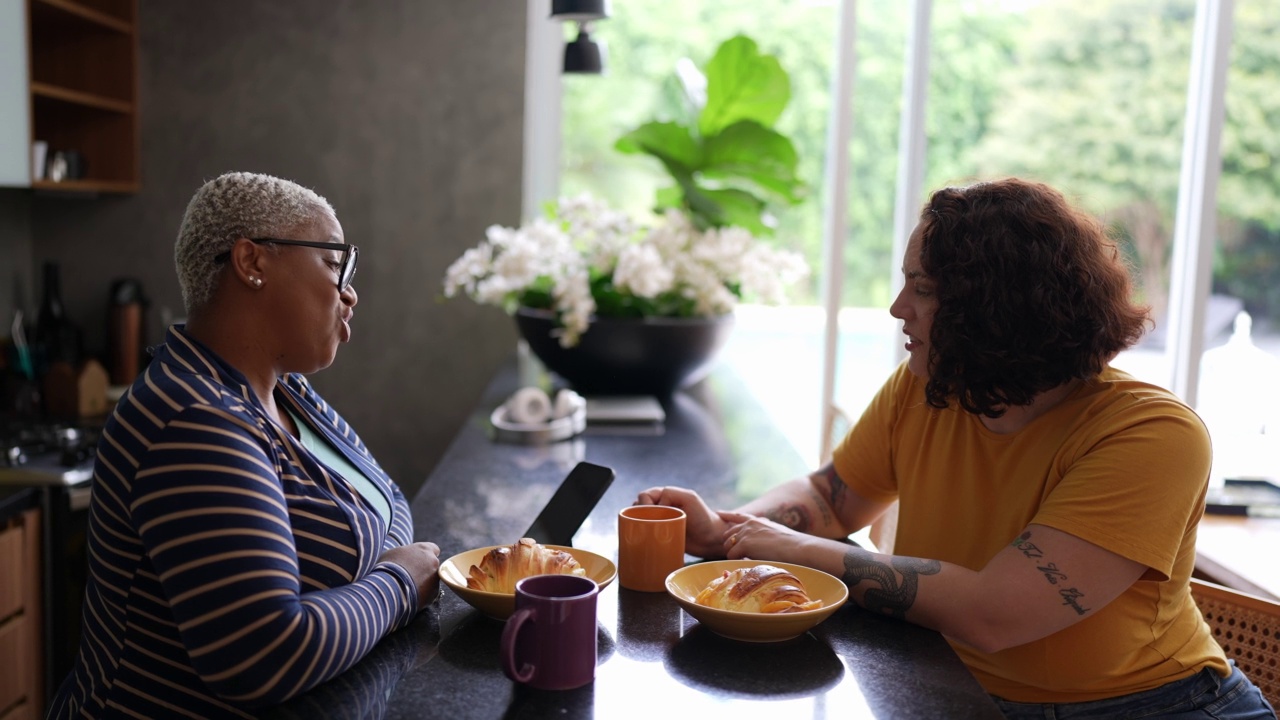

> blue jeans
[991,663,1277,719]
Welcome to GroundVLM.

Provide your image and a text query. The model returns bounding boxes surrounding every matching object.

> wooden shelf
[32,178,137,194]
[33,0,133,34]
[26,0,139,192]
[31,82,132,114]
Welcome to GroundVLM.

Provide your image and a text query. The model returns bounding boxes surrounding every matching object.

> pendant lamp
[550,0,610,74]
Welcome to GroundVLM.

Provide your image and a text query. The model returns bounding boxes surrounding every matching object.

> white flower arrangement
[443,194,809,347]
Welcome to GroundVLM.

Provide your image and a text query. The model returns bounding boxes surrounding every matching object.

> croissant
[695,564,824,614]
[466,537,586,593]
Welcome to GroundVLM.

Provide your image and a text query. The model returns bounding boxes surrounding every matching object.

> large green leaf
[700,121,806,203]
[614,121,701,174]
[682,184,771,236]
[699,35,791,137]
[612,35,804,232]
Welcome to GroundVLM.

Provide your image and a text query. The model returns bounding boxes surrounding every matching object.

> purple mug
[500,574,599,690]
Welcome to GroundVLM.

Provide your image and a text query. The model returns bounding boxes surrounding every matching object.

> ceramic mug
[618,505,687,592]
[500,574,599,690]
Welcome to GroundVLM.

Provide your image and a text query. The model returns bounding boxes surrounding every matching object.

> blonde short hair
[174,171,334,312]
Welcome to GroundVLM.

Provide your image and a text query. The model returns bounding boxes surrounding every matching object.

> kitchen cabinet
[0,0,139,193]
[0,507,43,720]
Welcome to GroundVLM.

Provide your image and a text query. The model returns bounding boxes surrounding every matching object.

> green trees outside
[559,0,1280,319]
[963,0,1195,325]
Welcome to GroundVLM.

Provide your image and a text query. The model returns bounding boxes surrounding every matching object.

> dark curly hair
[918,178,1150,417]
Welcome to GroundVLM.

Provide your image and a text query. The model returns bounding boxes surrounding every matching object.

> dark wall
[0,190,32,328]
[18,0,525,499]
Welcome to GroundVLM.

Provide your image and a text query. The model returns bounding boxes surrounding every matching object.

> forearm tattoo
[818,463,848,512]
[842,548,941,620]
[767,465,849,534]
[1012,531,1091,616]
[764,504,812,532]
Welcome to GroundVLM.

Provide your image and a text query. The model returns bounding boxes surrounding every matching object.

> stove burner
[4,444,25,467]
[54,426,83,449]
[61,442,95,467]
[0,420,101,469]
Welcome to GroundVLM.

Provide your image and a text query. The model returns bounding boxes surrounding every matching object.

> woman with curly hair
[638,178,1276,717]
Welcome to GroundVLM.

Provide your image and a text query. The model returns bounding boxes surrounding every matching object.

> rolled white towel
[552,389,585,420]
[505,386,552,425]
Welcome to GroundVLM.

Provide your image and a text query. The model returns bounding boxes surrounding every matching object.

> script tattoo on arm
[1036,562,1068,584]
[1011,531,1044,558]
[1058,587,1090,615]
[1013,531,1091,616]
[842,548,941,620]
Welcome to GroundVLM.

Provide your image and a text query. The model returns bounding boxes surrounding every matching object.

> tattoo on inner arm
[1013,531,1091,616]
[1036,562,1068,585]
[1058,587,1090,615]
[802,464,846,530]
[819,464,848,512]
[764,504,812,532]
[807,486,835,527]
[1011,531,1044,558]
[842,549,941,620]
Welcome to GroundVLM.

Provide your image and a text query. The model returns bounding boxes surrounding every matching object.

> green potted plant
[443,35,809,395]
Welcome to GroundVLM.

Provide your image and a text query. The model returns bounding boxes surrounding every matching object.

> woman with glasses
[638,178,1276,718]
[49,172,442,718]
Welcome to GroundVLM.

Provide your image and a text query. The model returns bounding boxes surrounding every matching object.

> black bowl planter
[515,307,735,397]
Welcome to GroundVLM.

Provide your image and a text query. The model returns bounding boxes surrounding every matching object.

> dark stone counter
[269,362,1004,719]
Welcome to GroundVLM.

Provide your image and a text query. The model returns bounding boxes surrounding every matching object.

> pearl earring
[251,277,262,287]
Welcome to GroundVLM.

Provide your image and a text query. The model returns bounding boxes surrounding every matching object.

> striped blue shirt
[49,325,422,718]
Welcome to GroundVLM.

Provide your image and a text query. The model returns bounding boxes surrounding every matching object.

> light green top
[286,406,391,526]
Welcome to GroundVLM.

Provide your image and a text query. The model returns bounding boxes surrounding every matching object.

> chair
[1189,577,1280,707]
[822,403,898,555]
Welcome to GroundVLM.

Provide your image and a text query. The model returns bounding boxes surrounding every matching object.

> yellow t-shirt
[832,363,1229,703]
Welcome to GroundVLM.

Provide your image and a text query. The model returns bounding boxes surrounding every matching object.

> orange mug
[618,505,686,592]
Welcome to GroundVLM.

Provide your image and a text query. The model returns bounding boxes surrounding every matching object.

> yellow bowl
[665,560,849,643]
[440,544,617,620]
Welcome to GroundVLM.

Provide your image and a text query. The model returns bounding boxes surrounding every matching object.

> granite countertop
[268,362,1003,719]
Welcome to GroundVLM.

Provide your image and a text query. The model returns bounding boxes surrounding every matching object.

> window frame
[524,0,1233,459]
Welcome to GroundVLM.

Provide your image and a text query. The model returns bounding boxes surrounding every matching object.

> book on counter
[584,396,666,436]
[1205,478,1280,517]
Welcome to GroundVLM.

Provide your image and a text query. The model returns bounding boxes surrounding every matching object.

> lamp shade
[550,0,610,21]
[563,26,605,74]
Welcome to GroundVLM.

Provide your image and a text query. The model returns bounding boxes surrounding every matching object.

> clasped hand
[635,486,805,562]
[378,541,442,609]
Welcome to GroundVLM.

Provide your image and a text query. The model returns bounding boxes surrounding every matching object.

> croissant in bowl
[466,537,586,593]
[695,564,825,614]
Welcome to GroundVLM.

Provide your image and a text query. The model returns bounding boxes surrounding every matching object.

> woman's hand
[718,511,813,563]
[635,486,731,559]
[379,541,442,608]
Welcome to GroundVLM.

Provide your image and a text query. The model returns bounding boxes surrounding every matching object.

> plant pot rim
[516,306,734,327]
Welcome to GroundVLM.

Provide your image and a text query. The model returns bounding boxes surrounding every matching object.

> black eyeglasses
[216,238,359,291]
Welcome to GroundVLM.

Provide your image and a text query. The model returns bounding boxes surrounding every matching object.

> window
[533,0,1271,471]
[1196,0,1280,485]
